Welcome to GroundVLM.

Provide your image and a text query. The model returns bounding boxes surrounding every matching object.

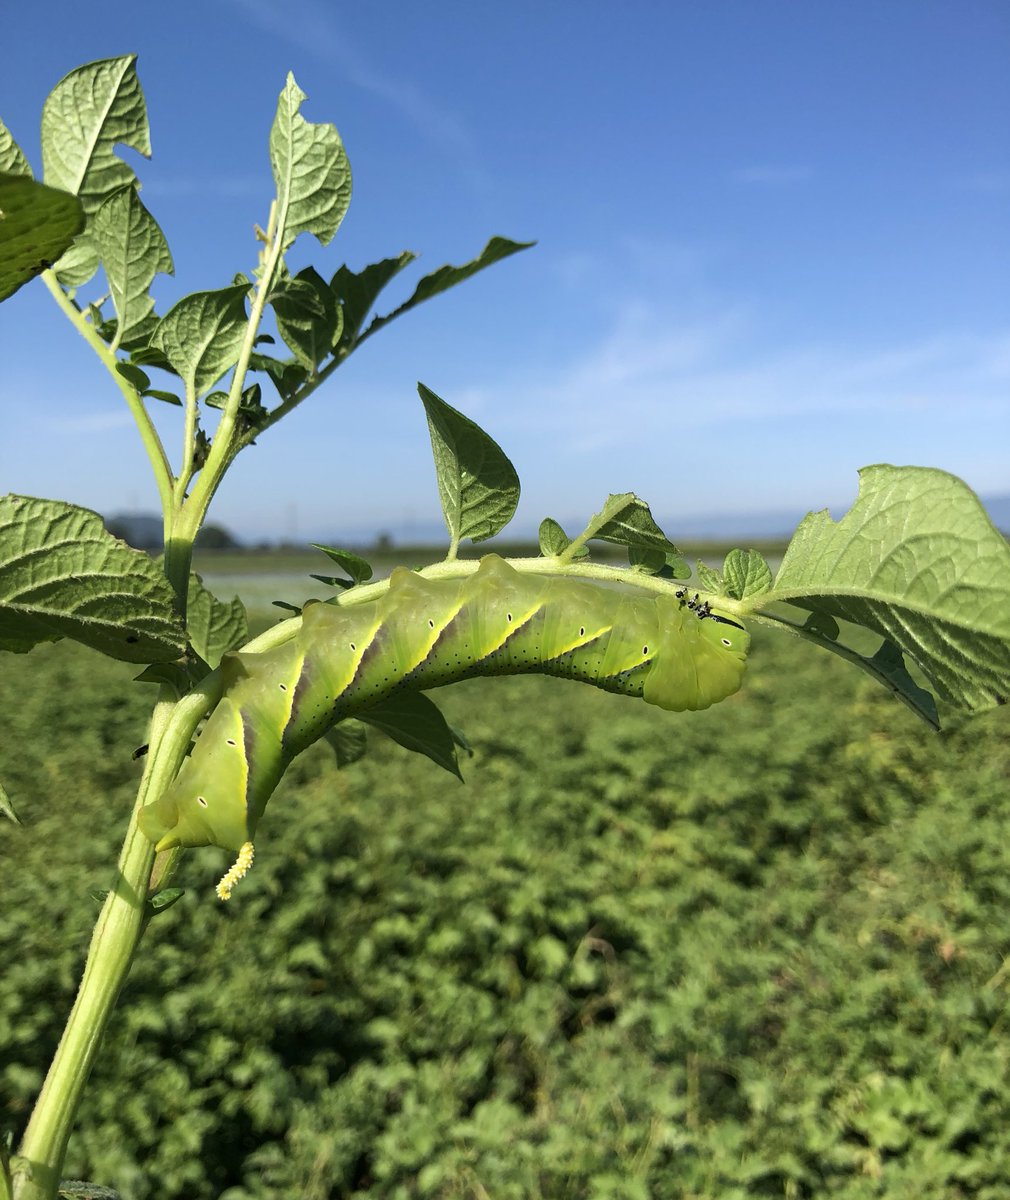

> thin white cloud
[616,234,725,280]
[550,238,726,298]
[550,251,599,290]
[474,302,1010,454]
[46,411,135,434]
[224,0,474,158]
[731,165,812,186]
[562,301,751,393]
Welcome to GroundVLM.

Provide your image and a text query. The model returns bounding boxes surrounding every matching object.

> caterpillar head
[702,611,750,657]
[643,603,750,712]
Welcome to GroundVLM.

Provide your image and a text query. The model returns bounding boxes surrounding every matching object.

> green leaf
[151,284,249,397]
[186,574,248,669]
[0,174,85,302]
[149,888,185,914]
[0,777,21,825]
[419,383,520,549]
[41,56,149,211]
[271,266,343,370]
[309,575,354,591]
[769,465,1010,712]
[723,549,773,600]
[114,363,152,393]
[539,517,586,558]
[590,494,679,551]
[238,383,268,424]
[781,616,939,728]
[627,545,690,579]
[90,185,173,348]
[129,344,176,373]
[360,691,463,779]
[446,721,473,756]
[868,641,940,727]
[311,544,373,586]
[204,383,266,424]
[56,1182,122,1200]
[803,611,839,640]
[41,56,150,289]
[133,660,199,695]
[50,236,100,291]
[0,494,185,663]
[143,389,183,407]
[323,721,368,768]
[571,494,685,568]
[331,252,416,349]
[270,73,352,252]
[249,351,308,399]
[362,236,534,343]
[693,561,721,593]
[0,119,31,176]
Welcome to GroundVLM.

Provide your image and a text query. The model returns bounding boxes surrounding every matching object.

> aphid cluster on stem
[675,587,741,629]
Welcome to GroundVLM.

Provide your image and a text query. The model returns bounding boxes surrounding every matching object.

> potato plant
[1,57,1008,1200]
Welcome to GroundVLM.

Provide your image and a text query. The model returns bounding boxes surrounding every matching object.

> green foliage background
[2,631,1009,1199]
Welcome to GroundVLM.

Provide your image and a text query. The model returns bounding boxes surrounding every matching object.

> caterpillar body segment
[139,555,749,856]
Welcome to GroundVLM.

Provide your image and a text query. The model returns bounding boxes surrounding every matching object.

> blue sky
[2,1,1008,544]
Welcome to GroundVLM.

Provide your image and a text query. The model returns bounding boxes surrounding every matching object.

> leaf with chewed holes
[763,465,1010,714]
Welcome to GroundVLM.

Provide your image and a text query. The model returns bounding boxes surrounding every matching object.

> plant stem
[12,827,154,1199]
[162,524,194,615]
[184,207,284,529]
[1,1145,12,1200]
[41,272,176,515]
[11,689,202,1200]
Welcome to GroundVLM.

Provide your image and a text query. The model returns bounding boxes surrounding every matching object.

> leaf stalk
[41,270,175,515]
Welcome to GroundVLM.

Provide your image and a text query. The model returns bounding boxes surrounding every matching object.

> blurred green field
[2,626,1010,1198]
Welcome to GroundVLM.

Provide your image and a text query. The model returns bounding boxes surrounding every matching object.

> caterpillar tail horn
[216,842,255,901]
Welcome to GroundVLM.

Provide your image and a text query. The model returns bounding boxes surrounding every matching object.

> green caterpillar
[139,555,749,891]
